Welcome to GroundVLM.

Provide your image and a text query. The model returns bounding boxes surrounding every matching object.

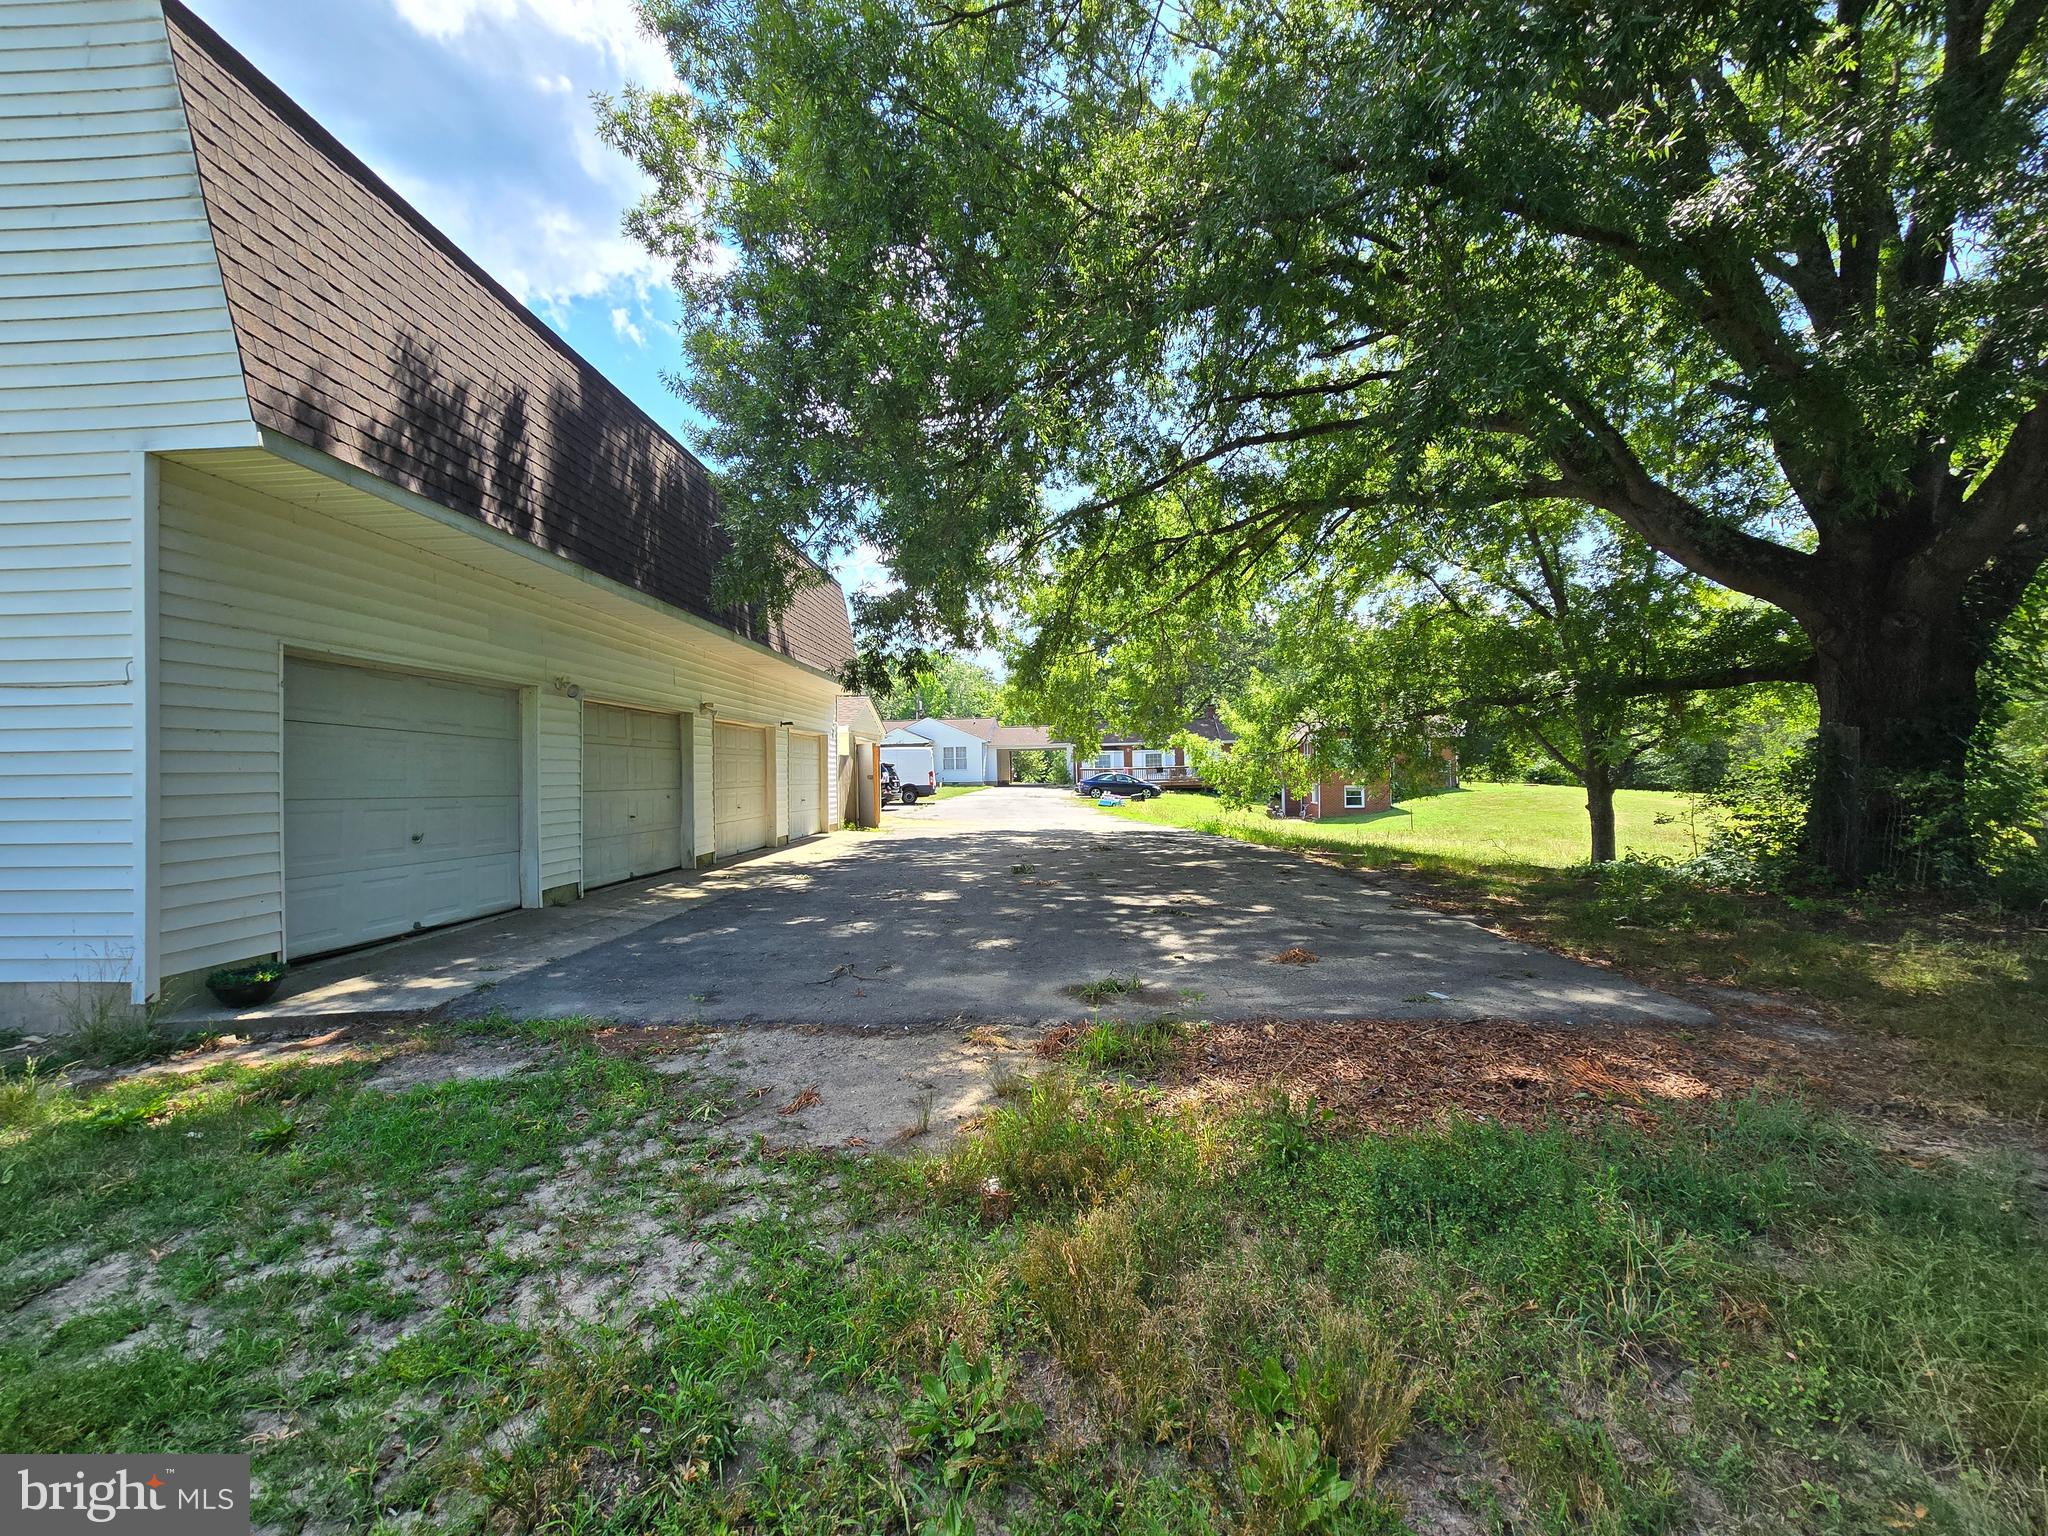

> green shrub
[1235,1421,1357,1535]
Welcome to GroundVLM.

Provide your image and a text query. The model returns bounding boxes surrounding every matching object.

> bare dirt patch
[366,1039,543,1092]
[15,1251,153,1325]
[654,1024,1044,1150]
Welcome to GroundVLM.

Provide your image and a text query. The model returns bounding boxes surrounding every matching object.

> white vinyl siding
[537,690,580,893]
[155,452,837,981]
[0,0,256,996]
[941,744,967,773]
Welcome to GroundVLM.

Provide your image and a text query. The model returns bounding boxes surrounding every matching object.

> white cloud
[610,305,646,346]
[382,169,663,314]
[390,0,676,87]
[377,0,676,311]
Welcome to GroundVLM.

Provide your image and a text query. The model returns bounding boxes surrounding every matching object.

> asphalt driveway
[444,787,1706,1028]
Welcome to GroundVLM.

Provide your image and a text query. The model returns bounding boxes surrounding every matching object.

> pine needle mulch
[1153,1016,1887,1133]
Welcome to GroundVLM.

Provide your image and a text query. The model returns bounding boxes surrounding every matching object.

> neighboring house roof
[991,725,1060,749]
[160,1,853,677]
[837,695,885,736]
[1101,709,1238,746]
[882,715,995,740]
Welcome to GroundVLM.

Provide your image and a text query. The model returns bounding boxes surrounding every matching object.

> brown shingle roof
[881,716,999,739]
[836,695,884,734]
[161,1,853,677]
[991,725,1059,749]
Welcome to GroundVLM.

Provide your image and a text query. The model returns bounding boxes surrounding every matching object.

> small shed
[837,696,887,827]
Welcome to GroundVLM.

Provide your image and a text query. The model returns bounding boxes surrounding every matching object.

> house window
[1343,785,1366,810]
[942,745,968,772]
[1141,751,1165,771]
[1094,751,1117,770]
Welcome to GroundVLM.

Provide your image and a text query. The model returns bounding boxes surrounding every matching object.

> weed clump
[935,1072,1200,1211]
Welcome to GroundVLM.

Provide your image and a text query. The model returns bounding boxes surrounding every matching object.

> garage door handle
[411,832,424,843]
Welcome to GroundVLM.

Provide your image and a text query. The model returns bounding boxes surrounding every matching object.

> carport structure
[991,725,1075,783]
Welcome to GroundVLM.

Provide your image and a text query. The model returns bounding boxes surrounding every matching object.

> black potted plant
[206,961,287,1008]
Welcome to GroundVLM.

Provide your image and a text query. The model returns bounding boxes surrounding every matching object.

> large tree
[605,0,2047,881]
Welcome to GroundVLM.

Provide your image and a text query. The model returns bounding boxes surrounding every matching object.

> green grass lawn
[5,1022,2044,1534]
[1113,781,1712,868]
[935,783,988,799]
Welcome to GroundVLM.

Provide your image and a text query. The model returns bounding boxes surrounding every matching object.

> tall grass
[912,1074,2048,1533]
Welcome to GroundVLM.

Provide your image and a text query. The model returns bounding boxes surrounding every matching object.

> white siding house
[0,0,855,1022]
[882,717,999,784]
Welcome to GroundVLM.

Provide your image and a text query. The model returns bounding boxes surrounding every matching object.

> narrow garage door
[582,703,684,889]
[283,658,521,958]
[787,731,824,839]
[713,722,771,857]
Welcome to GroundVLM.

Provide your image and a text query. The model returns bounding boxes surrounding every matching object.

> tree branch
[1520,393,1824,619]
[1470,654,1816,710]
[1908,400,2047,600]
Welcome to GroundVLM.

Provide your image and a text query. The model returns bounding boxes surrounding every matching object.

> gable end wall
[0,0,256,1012]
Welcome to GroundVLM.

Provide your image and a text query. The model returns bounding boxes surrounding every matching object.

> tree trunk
[1584,751,1618,864]
[1804,599,1984,883]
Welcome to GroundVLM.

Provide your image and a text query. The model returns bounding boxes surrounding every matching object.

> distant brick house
[1084,711,1237,787]
[1277,743,1462,821]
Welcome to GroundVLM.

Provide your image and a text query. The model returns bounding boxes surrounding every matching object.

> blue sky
[184,0,687,433]
[181,0,893,605]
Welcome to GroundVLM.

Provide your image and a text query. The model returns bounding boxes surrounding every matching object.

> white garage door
[283,658,521,958]
[582,703,684,889]
[787,732,824,839]
[714,722,771,857]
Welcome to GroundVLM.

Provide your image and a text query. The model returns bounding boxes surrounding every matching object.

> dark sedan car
[1075,771,1161,800]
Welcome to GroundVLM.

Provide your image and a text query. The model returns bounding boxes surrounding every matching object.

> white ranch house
[881,717,1072,785]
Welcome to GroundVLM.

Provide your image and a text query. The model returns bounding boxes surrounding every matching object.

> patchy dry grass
[5,995,2044,1534]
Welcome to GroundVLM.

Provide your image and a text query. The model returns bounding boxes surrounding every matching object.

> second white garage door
[787,731,824,839]
[582,703,684,888]
[714,722,772,857]
[283,658,521,958]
